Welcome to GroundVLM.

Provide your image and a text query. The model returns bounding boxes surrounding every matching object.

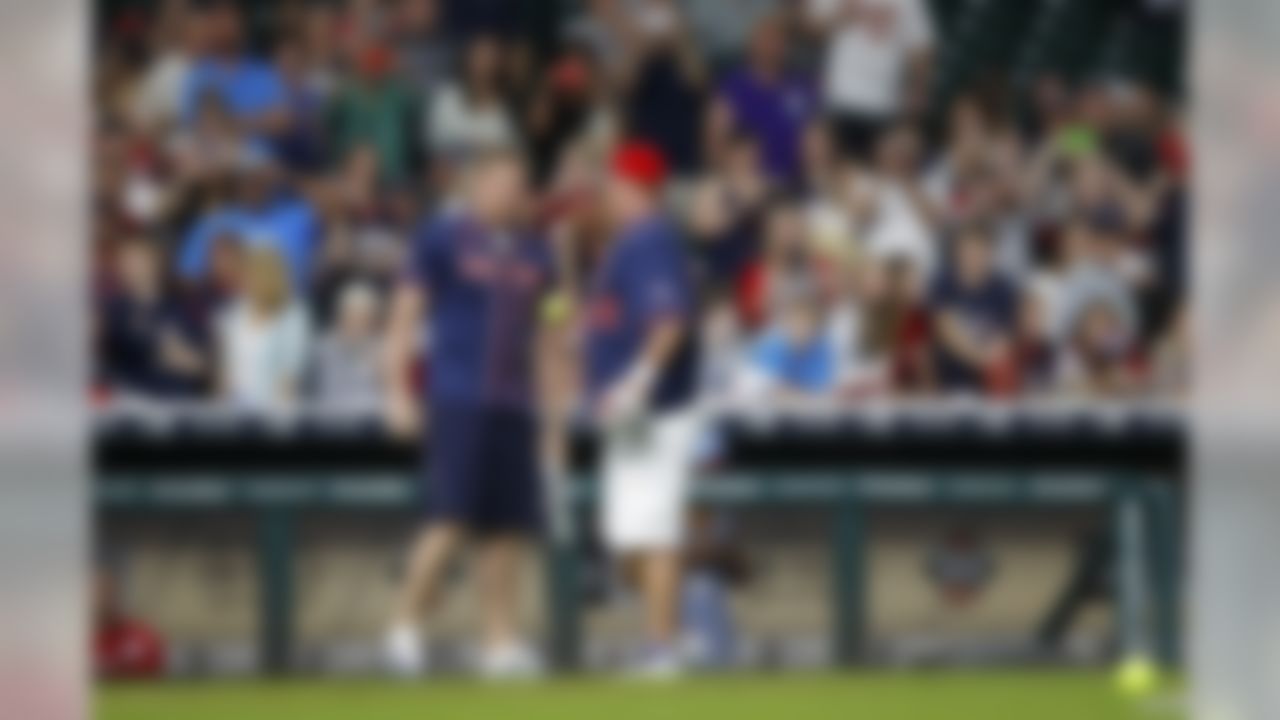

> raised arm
[382,280,426,439]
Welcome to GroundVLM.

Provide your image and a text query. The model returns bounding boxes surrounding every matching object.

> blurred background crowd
[92,0,1188,415]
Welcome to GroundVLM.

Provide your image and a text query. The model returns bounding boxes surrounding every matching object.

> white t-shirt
[860,175,937,276]
[218,301,311,410]
[133,52,191,128]
[425,84,517,158]
[826,299,883,388]
[809,0,934,117]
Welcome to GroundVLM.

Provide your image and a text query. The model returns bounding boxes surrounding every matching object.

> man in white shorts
[585,140,700,677]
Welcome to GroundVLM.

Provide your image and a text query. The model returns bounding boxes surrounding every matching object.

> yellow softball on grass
[1114,655,1160,697]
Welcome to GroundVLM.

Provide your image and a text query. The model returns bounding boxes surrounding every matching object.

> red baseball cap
[357,44,394,80]
[611,140,668,192]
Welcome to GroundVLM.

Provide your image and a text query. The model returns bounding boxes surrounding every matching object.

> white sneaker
[477,643,543,682]
[384,625,428,678]
[625,646,684,682]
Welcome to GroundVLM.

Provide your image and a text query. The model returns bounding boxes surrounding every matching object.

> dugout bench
[97,467,1181,674]
[95,402,1183,673]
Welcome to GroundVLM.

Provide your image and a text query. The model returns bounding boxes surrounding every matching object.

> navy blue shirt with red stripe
[407,209,555,411]
[586,214,698,413]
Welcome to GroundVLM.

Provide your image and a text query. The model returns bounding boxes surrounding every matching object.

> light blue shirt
[181,57,286,125]
[177,199,319,289]
[748,328,839,392]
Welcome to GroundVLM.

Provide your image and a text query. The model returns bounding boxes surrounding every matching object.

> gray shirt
[310,332,382,411]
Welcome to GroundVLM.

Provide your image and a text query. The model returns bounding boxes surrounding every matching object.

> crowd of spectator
[93,0,1189,414]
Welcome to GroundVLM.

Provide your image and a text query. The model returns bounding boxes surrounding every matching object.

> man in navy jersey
[382,147,566,679]
[588,140,700,677]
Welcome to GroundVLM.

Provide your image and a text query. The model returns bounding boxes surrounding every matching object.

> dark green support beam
[1146,482,1181,666]
[1111,480,1151,664]
[258,508,294,674]
[546,532,581,670]
[832,494,866,666]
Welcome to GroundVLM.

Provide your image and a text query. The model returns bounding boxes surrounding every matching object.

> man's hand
[384,392,422,441]
[158,328,203,377]
[599,361,657,428]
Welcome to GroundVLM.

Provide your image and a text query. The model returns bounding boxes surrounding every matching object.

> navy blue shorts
[423,402,542,535]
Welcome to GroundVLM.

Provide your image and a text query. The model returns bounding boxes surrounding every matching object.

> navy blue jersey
[406,209,556,411]
[929,271,1018,390]
[586,215,698,412]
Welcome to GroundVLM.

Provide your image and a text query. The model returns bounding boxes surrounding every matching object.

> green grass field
[101,672,1184,720]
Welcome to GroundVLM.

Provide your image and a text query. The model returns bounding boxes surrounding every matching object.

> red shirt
[96,617,166,679]
[891,305,933,391]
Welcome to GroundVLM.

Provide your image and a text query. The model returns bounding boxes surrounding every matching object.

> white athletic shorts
[599,408,699,552]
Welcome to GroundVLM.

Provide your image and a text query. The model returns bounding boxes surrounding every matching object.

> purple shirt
[719,67,818,180]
